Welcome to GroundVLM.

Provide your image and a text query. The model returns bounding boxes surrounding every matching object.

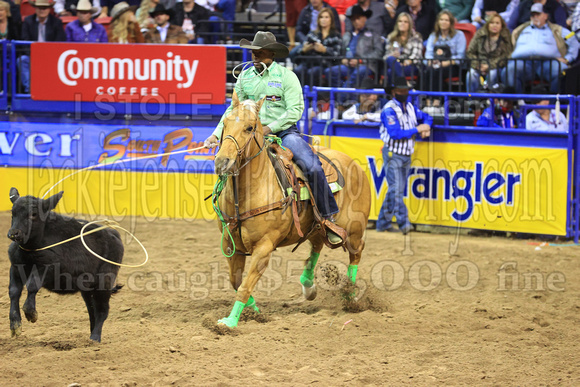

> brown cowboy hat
[31,0,55,7]
[239,31,289,58]
[110,1,137,22]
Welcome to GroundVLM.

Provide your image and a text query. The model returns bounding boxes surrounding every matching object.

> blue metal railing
[304,85,580,241]
[1,41,580,240]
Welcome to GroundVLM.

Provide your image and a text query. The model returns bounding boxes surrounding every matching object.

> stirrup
[322,218,347,248]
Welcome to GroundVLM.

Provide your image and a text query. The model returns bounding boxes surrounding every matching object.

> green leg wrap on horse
[245,295,260,313]
[218,300,245,328]
[300,252,320,288]
[347,265,358,284]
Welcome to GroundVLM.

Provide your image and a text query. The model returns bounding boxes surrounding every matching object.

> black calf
[7,188,124,342]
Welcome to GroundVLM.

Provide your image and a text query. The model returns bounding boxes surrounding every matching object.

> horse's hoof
[89,335,101,343]
[24,309,37,323]
[302,283,317,301]
[217,317,238,328]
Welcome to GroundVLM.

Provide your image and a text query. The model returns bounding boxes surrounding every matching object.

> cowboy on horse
[204,31,346,246]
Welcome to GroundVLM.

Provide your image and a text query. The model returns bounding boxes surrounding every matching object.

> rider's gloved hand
[204,135,219,149]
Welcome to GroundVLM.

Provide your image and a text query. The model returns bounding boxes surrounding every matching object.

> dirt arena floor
[0,212,579,386]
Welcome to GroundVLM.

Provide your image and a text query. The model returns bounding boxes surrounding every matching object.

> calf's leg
[9,265,25,337]
[90,290,111,342]
[22,268,44,323]
[81,291,96,334]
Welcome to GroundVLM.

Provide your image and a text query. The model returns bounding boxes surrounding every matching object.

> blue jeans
[385,56,417,82]
[324,64,373,88]
[278,126,338,218]
[466,68,500,92]
[376,149,411,231]
[17,55,30,94]
[293,64,324,85]
[502,59,565,93]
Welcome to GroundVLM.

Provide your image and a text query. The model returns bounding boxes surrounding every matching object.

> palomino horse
[213,93,371,327]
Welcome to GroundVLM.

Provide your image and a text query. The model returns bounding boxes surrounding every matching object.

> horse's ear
[232,90,240,108]
[256,96,267,111]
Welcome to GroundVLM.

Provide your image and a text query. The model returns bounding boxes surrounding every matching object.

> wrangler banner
[30,43,226,104]
[331,137,569,235]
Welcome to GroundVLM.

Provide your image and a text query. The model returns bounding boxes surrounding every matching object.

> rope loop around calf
[80,220,149,268]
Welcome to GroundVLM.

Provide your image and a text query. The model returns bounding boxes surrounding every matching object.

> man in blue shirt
[65,0,108,42]
[376,77,432,234]
[503,3,579,93]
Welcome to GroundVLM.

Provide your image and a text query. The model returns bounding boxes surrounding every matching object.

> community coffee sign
[31,43,226,104]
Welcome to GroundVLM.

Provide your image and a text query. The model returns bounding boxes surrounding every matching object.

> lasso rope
[80,220,149,268]
[212,174,236,257]
[42,146,207,199]
[32,145,208,266]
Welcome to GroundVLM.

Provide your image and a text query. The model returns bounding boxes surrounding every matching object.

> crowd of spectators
[1,0,579,129]
[1,0,235,44]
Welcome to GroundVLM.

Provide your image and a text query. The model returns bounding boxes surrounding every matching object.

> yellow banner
[1,137,569,235]
[329,137,569,235]
[0,167,216,220]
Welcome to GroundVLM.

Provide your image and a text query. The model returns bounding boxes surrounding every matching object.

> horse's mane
[239,99,259,116]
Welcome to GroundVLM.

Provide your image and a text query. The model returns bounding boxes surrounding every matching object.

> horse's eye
[245,126,253,132]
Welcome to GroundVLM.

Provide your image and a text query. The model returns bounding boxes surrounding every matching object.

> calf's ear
[42,191,64,213]
[9,187,19,203]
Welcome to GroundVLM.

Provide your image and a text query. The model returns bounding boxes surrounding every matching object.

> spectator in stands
[100,0,140,18]
[345,0,386,36]
[109,1,144,42]
[19,0,66,93]
[342,78,382,123]
[382,0,398,37]
[22,0,66,41]
[136,0,157,31]
[377,76,432,234]
[55,0,101,17]
[65,0,108,41]
[424,10,466,92]
[471,0,520,29]
[571,4,580,39]
[171,0,210,43]
[196,0,235,42]
[440,1,475,23]
[525,85,568,131]
[518,0,568,28]
[396,0,437,42]
[143,3,187,43]
[286,0,308,49]
[383,12,423,86]
[296,0,340,43]
[291,7,342,86]
[0,1,21,40]
[466,13,513,92]
[503,3,579,93]
[325,5,384,88]
[476,83,519,127]
[312,92,340,119]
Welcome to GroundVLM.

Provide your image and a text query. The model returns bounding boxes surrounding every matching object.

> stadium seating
[20,0,36,21]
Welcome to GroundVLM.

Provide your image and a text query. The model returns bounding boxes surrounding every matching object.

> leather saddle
[267,143,347,249]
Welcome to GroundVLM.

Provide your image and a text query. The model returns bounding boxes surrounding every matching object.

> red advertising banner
[31,43,226,104]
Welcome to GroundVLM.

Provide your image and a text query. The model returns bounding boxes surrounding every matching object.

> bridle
[219,117,268,173]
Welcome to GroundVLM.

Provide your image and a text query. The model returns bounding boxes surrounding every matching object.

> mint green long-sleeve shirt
[212,61,304,138]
